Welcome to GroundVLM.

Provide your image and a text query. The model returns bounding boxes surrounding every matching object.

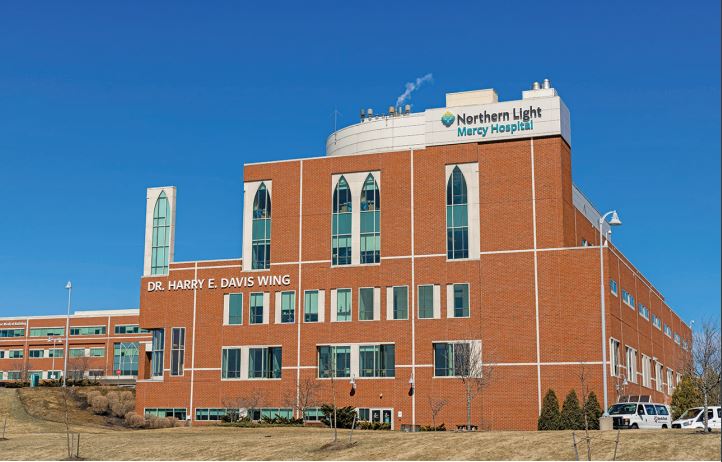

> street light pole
[598,211,621,415]
[62,281,72,387]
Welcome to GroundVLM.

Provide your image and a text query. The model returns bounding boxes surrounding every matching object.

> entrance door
[371,410,381,423]
[382,410,392,425]
[29,372,41,387]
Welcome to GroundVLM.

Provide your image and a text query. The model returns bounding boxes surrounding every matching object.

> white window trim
[386,285,409,321]
[610,279,618,297]
[223,293,243,326]
[417,284,441,320]
[331,288,352,323]
[302,289,324,323]
[275,290,296,324]
[446,283,471,319]
[169,326,185,377]
[357,287,379,322]
[625,346,637,384]
[609,338,621,377]
[248,292,270,325]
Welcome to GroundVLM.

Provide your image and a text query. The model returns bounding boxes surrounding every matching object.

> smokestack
[542,78,551,89]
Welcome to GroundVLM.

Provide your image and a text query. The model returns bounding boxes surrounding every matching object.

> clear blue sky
[0,1,719,326]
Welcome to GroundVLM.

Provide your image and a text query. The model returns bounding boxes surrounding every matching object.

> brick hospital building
[134,82,691,430]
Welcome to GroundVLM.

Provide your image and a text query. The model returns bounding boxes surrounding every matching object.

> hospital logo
[440,111,455,128]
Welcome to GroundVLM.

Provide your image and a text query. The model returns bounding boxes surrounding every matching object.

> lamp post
[47,336,62,379]
[599,211,621,415]
[62,281,72,387]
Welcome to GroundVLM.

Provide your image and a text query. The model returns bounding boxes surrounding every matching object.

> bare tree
[17,360,34,382]
[283,377,320,420]
[222,390,264,420]
[67,356,91,382]
[684,320,721,432]
[427,396,448,430]
[453,341,494,430]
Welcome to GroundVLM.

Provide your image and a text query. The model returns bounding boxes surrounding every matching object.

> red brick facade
[136,135,690,430]
[0,310,149,383]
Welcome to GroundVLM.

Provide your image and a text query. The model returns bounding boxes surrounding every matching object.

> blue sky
[0,1,719,326]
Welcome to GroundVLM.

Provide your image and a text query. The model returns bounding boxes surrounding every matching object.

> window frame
[335,288,352,322]
[392,285,409,321]
[249,292,265,325]
[170,327,185,376]
[303,290,319,323]
[417,284,435,319]
[221,347,242,380]
[358,287,376,321]
[279,291,296,324]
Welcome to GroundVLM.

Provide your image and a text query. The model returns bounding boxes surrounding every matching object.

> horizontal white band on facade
[0,334,150,344]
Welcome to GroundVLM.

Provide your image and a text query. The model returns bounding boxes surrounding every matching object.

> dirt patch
[317,440,359,451]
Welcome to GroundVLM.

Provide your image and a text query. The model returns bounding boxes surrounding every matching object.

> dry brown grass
[1,389,719,460]
[16,386,131,429]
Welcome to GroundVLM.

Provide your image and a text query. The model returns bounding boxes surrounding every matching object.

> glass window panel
[304,290,318,322]
[337,289,351,321]
[453,284,469,317]
[359,288,374,321]
[418,285,434,319]
[393,286,408,320]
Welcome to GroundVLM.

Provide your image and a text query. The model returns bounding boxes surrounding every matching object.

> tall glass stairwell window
[360,174,380,264]
[252,183,271,269]
[332,176,352,265]
[446,166,469,259]
[151,191,171,275]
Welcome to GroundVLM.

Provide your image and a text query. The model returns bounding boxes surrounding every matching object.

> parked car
[608,402,672,429]
[671,406,721,431]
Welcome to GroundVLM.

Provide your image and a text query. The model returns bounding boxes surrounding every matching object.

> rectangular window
[655,362,663,391]
[280,291,295,323]
[89,347,105,357]
[248,347,282,379]
[144,408,187,420]
[221,348,241,379]
[171,327,185,376]
[9,350,23,359]
[418,285,434,319]
[664,324,672,337]
[621,290,635,309]
[625,346,637,383]
[674,333,680,344]
[667,369,674,394]
[336,289,352,322]
[8,371,22,380]
[609,279,618,296]
[303,407,324,422]
[610,339,620,377]
[434,342,476,377]
[359,288,375,321]
[250,293,265,324]
[29,327,64,337]
[651,314,661,329]
[69,348,85,358]
[70,326,106,336]
[29,349,44,358]
[114,325,149,334]
[304,290,319,322]
[642,355,652,388]
[639,304,649,320]
[317,345,351,378]
[48,348,63,358]
[453,284,470,318]
[113,342,139,375]
[151,329,165,377]
[0,351,5,359]
[225,293,243,325]
[0,328,24,338]
[392,286,408,320]
[196,408,231,421]
[359,344,395,378]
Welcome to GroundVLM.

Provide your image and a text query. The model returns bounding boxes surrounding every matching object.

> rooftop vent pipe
[405,104,411,114]
[532,81,540,90]
[388,106,395,115]
[542,78,551,89]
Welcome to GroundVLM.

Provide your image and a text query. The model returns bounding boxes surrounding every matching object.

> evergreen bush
[538,389,562,430]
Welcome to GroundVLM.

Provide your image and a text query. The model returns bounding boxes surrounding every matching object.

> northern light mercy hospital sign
[425,95,571,147]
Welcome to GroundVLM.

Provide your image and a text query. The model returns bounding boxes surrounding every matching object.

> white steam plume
[395,73,433,107]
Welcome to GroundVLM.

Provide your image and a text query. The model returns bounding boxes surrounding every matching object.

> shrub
[90,395,110,415]
[39,379,61,387]
[538,389,562,430]
[419,423,446,431]
[84,390,102,407]
[560,390,585,430]
[357,421,391,430]
[124,412,146,428]
[320,404,357,429]
[106,391,120,406]
[111,400,135,418]
[583,391,603,430]
[120,390,134,402]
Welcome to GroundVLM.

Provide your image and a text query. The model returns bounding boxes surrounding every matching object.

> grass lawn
[1,388,720,460]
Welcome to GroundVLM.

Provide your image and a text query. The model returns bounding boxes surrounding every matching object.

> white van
[608,402,672,429]
[672,406,721,431]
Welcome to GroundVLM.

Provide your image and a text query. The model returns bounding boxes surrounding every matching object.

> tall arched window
[360,174,380,263]
[446,166,469,259]
[252,183,271,269]
[151,191,171,275]
[332,176,352,265]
